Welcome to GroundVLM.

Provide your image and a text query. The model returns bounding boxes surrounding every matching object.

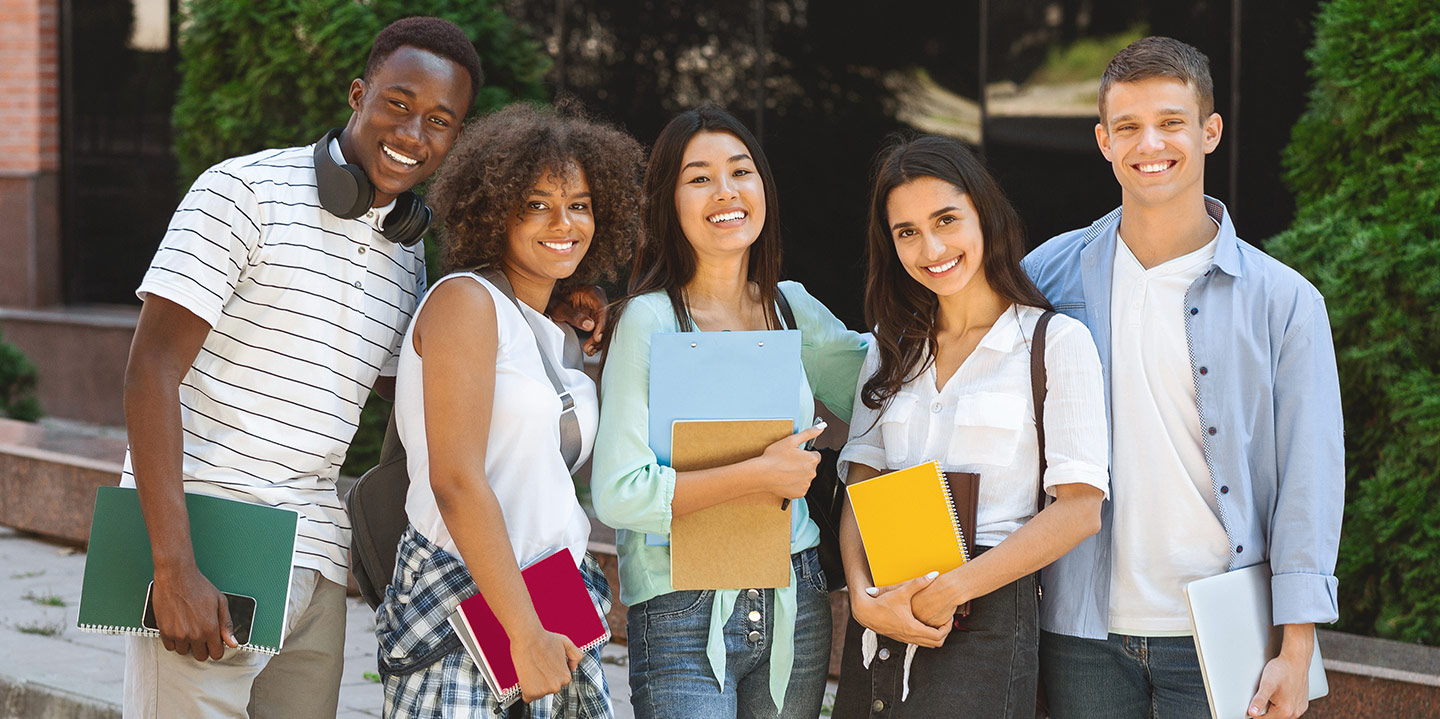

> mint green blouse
[591,281,867,711]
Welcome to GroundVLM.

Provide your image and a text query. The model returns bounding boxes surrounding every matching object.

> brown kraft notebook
[669,419,795,590]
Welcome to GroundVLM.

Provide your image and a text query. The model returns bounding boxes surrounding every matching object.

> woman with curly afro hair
[374,102,645,719]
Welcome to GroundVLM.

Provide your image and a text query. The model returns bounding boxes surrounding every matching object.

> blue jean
[1039,630,1210,719]
[627,548,832,719]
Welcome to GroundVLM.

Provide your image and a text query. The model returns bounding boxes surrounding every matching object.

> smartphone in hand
[141,580,257,646]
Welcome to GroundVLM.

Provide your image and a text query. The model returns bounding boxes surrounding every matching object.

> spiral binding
[577,630,611,654]
[493,631,610,707]
[933,462,971,563]
[76,624,279,656]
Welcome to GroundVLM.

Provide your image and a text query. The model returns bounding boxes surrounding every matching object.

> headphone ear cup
[381,191,432,247]
[314,129,374,220]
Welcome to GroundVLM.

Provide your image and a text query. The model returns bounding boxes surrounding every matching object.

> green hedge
[0,329,41,422]
[1267,0,1440,644]
[171,1,550,477]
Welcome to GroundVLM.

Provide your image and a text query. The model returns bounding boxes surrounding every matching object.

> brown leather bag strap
[1031,310,1056,515]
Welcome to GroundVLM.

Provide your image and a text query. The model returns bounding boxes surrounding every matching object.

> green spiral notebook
[77,486,299,654]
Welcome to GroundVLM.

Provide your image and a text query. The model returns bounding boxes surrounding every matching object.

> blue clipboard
[646,329,805,545]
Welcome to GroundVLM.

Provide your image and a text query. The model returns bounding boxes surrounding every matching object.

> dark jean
[627,547,832,719]
[833,570,1039,719]
[1039,630,1210,719]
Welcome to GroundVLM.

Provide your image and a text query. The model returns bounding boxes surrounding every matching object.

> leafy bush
[171,0,550,477]
[1267,0,1440,644]
[0,330,42,422]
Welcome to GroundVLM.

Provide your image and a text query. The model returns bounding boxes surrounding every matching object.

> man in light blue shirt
[1023,37,1343,719]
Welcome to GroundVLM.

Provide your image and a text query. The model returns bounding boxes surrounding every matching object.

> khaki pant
[123,568,347,719]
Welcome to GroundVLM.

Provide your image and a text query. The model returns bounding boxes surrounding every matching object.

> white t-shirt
[839,305,1109,548]
[398,273,597,568]
[1107,232,1231,635]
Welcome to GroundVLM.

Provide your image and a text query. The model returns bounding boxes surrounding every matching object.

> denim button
[747,630,762,643]
[872,699,885,712]
[748,610,761,623]
[878,647,891,661]
[746,588,760,600]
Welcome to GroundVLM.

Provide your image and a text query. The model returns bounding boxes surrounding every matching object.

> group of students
[121,14,1343,719]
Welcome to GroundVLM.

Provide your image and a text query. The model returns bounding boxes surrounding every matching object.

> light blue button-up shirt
[1022,197,1344,639]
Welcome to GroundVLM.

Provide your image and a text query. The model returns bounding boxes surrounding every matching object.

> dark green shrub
[1267,0,1440,644]
[0,330,42,422]
[171,1,550,477]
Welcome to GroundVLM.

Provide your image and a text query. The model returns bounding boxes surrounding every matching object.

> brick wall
[0,0,59,175]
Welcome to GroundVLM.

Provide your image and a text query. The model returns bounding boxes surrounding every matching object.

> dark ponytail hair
[860,134,1051,411]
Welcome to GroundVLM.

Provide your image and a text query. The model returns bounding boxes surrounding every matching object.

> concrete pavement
[0,527,637,719]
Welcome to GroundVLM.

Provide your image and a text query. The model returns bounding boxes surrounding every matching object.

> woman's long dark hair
[860,134,1052,411]
[621,103,785,332]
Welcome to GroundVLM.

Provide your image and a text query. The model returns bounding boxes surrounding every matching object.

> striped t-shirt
[121,143,427,586]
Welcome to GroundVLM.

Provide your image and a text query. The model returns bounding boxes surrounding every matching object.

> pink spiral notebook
[446,549,610,708]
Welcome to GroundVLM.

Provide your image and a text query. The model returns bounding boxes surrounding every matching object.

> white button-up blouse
[839,304,1110,548]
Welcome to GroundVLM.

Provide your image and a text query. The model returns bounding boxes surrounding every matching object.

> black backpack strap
[775,285,797,330]
[1031,310,1056,515]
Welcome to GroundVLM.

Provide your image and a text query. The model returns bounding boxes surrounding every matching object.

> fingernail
[925,571,940,580]
[582,320,594,330]
[865,587,879,596]
[1249,708,1260,715]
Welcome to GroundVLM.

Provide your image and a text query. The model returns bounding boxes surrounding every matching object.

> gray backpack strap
[477,269,584,471]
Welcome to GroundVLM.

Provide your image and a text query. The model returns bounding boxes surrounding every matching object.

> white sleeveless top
[398,272,597,567]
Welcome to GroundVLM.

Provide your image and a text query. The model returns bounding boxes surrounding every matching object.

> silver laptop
[1184,563,1329,719]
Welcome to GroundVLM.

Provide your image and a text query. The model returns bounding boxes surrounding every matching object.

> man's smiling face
[1095,76,1222,210]
[340,46,471,208]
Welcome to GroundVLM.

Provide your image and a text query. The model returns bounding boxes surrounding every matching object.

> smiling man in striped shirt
[118,17,479,719]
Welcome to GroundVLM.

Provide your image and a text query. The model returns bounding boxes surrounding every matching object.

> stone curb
[0,674,119,719]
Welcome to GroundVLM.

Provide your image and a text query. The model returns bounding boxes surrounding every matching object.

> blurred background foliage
[1267,0,1440,644]
[0,329,42,422]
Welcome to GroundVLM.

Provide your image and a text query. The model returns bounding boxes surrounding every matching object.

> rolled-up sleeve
[1269,296,1343,625]
[836,344,886,484]
[1040,316,1110,498]
[590,299,678,536]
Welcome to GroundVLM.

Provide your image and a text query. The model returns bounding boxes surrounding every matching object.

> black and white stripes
[121,144,427,585]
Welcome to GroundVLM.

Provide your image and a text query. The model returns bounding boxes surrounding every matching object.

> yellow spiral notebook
[846,460,969,587]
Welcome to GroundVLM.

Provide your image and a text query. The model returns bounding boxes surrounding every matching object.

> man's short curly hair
[366,17,484,109]
[428,102,645,285]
